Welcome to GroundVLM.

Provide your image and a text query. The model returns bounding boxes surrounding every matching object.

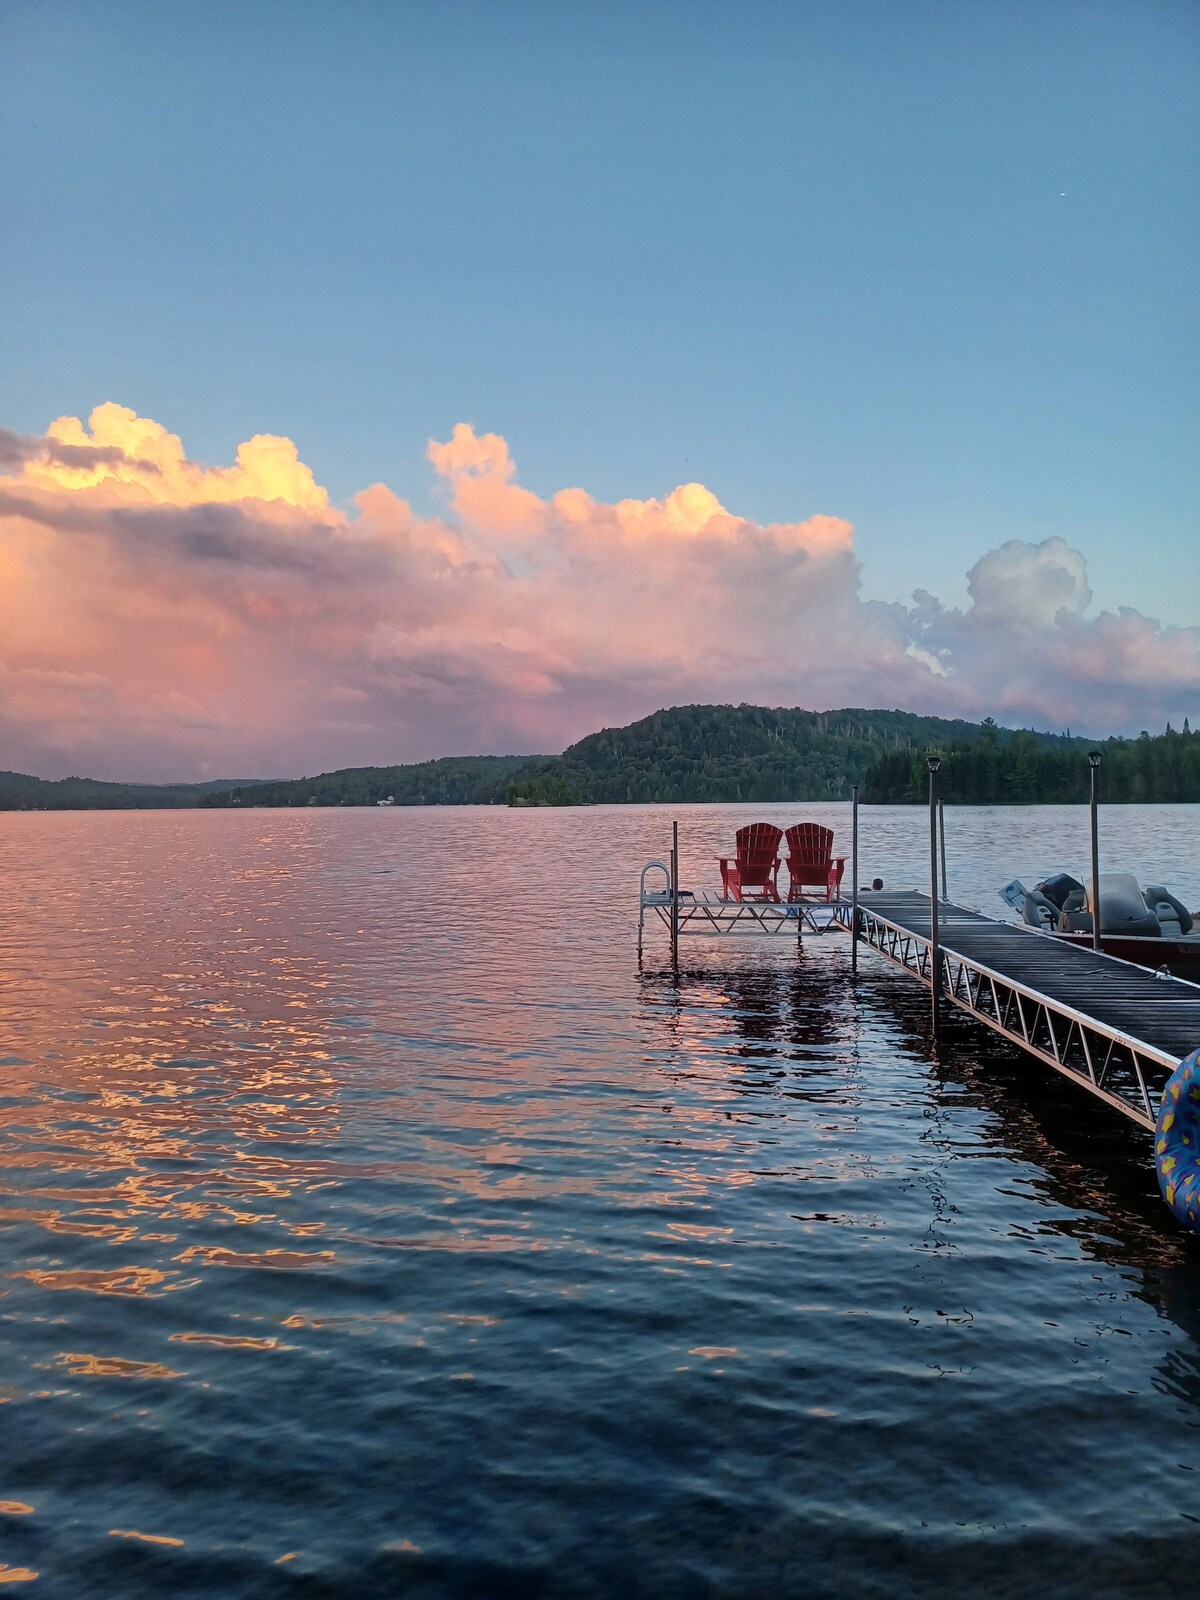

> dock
[640,862,1200,1134]
[837,891,1200,1131]
[639,865,845,943]
[639,792,1200,1229]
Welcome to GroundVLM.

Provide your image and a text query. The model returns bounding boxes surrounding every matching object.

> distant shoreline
[5,798,1199,816]
[5,702,1196,810]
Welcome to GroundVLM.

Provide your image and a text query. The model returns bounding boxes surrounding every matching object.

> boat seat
[1145,885,1193,937]
[1059,908,1093,934]
[1023,889,1057,930]
[1088,873,1161,938]
[1037,872,1085,910]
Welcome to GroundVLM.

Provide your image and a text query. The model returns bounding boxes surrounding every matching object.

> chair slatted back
[784,823,834,886]
[735,823,783,887]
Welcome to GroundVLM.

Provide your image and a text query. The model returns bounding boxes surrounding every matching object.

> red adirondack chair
[784,823,846,902]
[717,823,783,902]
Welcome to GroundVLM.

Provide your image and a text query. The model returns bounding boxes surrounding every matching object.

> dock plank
[860,890,1200,1064]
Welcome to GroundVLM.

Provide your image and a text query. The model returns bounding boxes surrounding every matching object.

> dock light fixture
[926,755,942,1043]
[1088,751,1102,952]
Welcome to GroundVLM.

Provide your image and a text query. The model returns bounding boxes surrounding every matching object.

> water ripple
[0,804,1197,1598]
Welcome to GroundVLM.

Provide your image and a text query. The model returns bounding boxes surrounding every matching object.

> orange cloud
[26,403,330,512]
[1,404,1196,781]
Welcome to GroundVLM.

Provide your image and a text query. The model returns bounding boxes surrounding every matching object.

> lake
[0,803,1198,1598]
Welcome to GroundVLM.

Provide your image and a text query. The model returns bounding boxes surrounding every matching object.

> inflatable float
[1156,1049,1200,1231]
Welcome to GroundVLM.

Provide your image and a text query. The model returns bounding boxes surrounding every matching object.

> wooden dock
[842,891,1200,1130]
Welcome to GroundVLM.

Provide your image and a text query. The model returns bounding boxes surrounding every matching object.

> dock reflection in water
[0,805,1197,1599]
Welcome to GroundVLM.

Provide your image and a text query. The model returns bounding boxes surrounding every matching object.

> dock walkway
[845,891,1200,1128]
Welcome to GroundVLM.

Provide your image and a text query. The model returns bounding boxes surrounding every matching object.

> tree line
[11,705,1194,811]
[862,721,1199,804]
[201,704,1100,809]
[0,773,256,811]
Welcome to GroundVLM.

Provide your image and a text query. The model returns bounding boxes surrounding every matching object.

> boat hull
[1054,931,1200,982]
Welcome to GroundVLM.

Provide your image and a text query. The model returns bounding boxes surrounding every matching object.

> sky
[1,0,1197,781]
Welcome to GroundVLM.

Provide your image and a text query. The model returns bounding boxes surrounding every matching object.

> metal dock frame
[640,882,848,944]
[836,894,1183,1130]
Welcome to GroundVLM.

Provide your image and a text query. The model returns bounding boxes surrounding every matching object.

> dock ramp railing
[837,894,1184,1130]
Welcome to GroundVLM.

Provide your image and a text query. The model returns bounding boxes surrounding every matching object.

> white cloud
[1,407,1196,779]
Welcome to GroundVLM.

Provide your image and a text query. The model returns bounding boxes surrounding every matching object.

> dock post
[937,797,948,902]
[1088,751,1102,953]
[670,820,680,973]
[850,784,860,973]
[927,757,942,1041]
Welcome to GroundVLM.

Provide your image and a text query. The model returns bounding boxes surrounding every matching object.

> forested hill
[201,705,1090,809]
[0,772,263,811]
[20,705,1188,813]
[863,722,1200,804]
[206,755,538,810]
[544,705,1079,804]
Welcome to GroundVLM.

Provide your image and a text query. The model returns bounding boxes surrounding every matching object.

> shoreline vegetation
[5,705,1196,810]
[863,721,1198,804]
[0,774,265,812]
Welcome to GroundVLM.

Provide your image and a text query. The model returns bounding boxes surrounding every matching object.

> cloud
[20,403,326,511]
[0,423,157,475]
[1,404,1196,780]
[965,536,1092,628]
[428,422,546,537]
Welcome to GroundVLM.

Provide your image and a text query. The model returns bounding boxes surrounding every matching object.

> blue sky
[4,0,1196,622]
[1,2,1198,779]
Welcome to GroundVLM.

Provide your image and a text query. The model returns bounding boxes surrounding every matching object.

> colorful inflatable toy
[1156,1048,1200,1230]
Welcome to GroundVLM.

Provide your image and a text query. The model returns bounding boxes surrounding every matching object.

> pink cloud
[1,404,1197,781]
[427,422,545,537]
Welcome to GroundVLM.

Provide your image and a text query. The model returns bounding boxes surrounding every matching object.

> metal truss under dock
[835,890,1200,1131]
[639,879,845,941]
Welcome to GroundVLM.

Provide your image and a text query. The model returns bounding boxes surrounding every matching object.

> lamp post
[927,756,942,1041]
[1088,751,1102,953]
[670,819,680,973]
[850,784,859,973]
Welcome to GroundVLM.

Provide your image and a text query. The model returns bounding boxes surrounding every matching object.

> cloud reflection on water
[0,807,1198,1595]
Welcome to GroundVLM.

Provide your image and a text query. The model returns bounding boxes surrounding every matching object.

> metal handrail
[847,899,1178,1069]
[637,861,673,959]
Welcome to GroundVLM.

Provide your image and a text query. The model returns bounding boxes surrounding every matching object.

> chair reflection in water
[784,823,846,902]
[717,823,783,902]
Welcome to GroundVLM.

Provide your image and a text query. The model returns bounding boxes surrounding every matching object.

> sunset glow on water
[0,804,1197,1596]
[4,2,1198,1591]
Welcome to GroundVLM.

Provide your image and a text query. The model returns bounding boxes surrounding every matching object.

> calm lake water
[1,803,1198,1598]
